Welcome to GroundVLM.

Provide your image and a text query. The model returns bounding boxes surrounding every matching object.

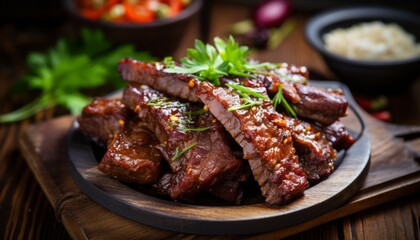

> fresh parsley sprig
[164,39,226,85]
[0,28,154,123]
[164,36,274,85]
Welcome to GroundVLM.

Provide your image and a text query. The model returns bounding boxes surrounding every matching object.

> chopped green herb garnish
[164,39,225,85]
[181,127,210,132]
[163,56,175,68]
[276,72,308,84]
[146,97,186,108]
[225,83,269,100]
[172,142,197,161]
[272,84,297,118]
[227,99,262,112]
[226,83,269,112]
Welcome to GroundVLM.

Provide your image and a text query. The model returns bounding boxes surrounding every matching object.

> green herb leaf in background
[0,28,154,123]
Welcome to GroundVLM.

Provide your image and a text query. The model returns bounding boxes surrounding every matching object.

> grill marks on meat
[122,85,245,202]
[196,81,308,205]
[78,98,163,185]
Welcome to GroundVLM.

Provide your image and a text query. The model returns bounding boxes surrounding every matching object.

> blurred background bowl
[64,0,204,58]
[305,6,420,93]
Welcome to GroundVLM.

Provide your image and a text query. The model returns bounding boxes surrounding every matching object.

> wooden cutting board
[19,111,420,239]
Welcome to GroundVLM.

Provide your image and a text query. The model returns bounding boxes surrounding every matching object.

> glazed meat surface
[78,98,128,145]
[77,58,357,206]
[196,80,309,205]
[98,117,163,184]
[117,59,357,204]
[122,85,246,202]
[317,121,356,151]
[118,58,348,125]
[118,59,199,102]
[259,64,348,125]
[78,98,163,185]
[284,116,337,183]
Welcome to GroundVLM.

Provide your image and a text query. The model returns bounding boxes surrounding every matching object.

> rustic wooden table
[1,2,419,239]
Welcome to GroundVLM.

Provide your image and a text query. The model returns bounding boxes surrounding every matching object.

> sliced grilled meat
[98,117,163,184]
[316,121,356,151]
[284,116,337,183]
[122,85,246,203]
[78,98,163,185]
[118,59,199,102]
[78,98,128,145]
[196,81,309,205]
[260,65,348,125]
[118,58,348,125]
[117,59,355,204]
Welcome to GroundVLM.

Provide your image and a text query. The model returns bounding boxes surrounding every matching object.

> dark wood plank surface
[1,1,420,239]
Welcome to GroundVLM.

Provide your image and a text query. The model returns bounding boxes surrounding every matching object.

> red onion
[253,0,291,29]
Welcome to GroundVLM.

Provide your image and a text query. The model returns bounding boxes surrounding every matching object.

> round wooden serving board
[67,81,371,235]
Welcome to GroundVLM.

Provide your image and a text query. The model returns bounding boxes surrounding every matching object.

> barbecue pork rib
[122,85,246,203]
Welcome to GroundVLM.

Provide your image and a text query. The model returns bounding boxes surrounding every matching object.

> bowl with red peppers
[64,0,204,57]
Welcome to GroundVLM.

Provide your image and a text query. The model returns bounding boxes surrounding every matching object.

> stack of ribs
[78,58,355,206]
